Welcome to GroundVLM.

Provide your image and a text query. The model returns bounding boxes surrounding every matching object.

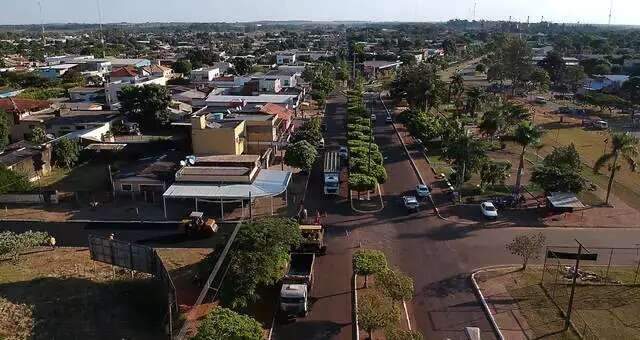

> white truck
[323,151,341,195]
[280,253,315,317]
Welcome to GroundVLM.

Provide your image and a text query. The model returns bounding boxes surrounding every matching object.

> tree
[475,63,486,73]
[563,65,586,92]
[506,233,546,270]
[538,51,566,85]
[28,126,47,144]
[350,159,387,184]
[173,59,192,75]
[442,133,488,188]
[353,249,387,288]
[384,327,424,340]
[490,37,533,93]
[375,268,414,303]
[531,165,586,194]
[594,132,639,205]
[464,87,484,116]
[478,110,505,140]
[391,63,443,112]
[0,230,50,261]
[621,76,640,106]
[543,143,582,169]
[449,74,465,103]
[192,307,264,340]
[118,84,171,131]
[480,160,512,192]
[284,140,318,172]
[231,57,253,76]
[0,109,9,150]
[52,138,81,169]
[358,293,400,339]
[513,121,543,195]
[218,217,302,309]
[0,167,32,194]
[530,68,551,92]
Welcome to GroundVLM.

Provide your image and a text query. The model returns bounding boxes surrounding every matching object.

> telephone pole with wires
[37,1,46,54]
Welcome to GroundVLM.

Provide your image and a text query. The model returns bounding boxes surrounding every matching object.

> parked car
[318,138,325,149]
[480,202,498,219]
[385,116,393,124]
[370,114,377,122]
[534,96,547,104]
[593,120,609,130]
[416,184,431,198]
[338,146,348,159]
[403,196,419,212]
[490,195,516,209]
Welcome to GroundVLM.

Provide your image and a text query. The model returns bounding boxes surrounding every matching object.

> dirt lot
[0,246,211,340]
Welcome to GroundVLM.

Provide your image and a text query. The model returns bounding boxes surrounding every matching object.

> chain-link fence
[541,245,640,340]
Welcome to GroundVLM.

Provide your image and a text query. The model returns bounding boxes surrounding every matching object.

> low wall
[0,192,58,204]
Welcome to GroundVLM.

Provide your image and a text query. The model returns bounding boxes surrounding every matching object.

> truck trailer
[280,253,315,317]
[323,151,340,195]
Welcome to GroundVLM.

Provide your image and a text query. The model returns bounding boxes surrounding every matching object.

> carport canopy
[163,169,292,200]
[546,192,585,209]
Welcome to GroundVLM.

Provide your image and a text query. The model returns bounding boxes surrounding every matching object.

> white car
[480,202,498,219]
[338,146,348,159]
[403,196,419,212]
[370,114,377,122]
[416,184,431,198]
[385,116,393,123]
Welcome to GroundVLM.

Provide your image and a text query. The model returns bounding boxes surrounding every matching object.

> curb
[402,300,412,331]
[350,183,385,214]
[0,218,182,224]
[470,265,525,340]
[353,274,360,340]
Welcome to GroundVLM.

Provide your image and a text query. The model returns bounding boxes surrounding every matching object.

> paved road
[275,91,640,340]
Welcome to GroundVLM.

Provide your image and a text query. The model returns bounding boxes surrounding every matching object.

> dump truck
[299,225,327,254]
[323,151,340,195]
[280,253,315,317]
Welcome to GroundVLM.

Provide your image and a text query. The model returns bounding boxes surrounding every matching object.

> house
[0,140,52,181]
[264,68,302,88]
[45,109,121,138]
[171,88,207,106]
[210,75,253,88]
[204,93,300,109]
[582,75,630,92]
[104,74,169,109]
[106,58,151,69]
[45,55,94,65]
[191,67,221,84]
[68,87,105,102]
[175,154,261,184]
[0,98,53,142]
[276,52,297,65]
[190,113,246,156]
[258,78,282,93]
[112,152,182,200]
[37,64,79,79]
[363,60,403,79]
[141,64,173,78]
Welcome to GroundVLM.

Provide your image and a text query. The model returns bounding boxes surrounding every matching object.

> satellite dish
[180,160,186,166]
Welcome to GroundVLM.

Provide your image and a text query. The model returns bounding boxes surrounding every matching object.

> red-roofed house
[0,98,53,142]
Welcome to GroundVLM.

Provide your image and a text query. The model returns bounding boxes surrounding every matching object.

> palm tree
[465,87,484,116]
[478,110,505,141]
[513,121,543,195]
[449,73,465,103]
[594,133,639,205]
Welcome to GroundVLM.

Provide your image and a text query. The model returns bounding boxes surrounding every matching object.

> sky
[1,0,639,26]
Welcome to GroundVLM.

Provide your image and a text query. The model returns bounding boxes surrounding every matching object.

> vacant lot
[0,247,211,340]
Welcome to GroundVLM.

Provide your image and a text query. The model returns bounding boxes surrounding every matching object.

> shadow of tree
[0,277,166,340]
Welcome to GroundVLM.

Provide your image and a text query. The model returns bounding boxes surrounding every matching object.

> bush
[348,173,377,192]
[347,124,371,134]
[350,160,387,184]
[0,167,32,194]
[192,307,264,340]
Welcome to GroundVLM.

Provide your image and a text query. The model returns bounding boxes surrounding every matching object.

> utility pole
[608,0,614,25]
[565,240,589,330]
[96,0,106,58]
[472,0,477,21]
[38,1,46,53]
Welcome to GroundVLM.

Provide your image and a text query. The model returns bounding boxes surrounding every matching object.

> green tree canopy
[173,59,192,75]
[218,217,302,309]
[0,109,9,150]
[284,140,318,172]
[480,160,512,191]
[118,84,171,131]
[53,138,81,169]
[358,293,400,339]
[0,167,32,194]
[353,248,388,288]
[375,268,415,303]
[0,230,50,261]
[192,307,264,340]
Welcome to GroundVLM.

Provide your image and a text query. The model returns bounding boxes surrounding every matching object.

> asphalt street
[275,91,640,340]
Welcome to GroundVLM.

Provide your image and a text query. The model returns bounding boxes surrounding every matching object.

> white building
[191,67,221,84]
[276,52,297,65]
